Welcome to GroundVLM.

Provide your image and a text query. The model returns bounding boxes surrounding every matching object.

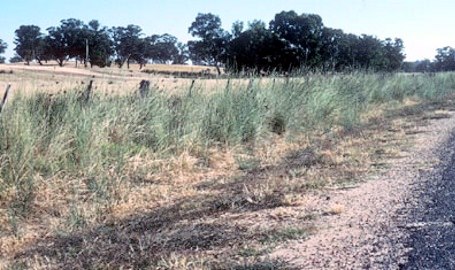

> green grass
[2,72,455,215]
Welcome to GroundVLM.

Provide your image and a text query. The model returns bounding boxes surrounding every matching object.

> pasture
[1,65,455,269]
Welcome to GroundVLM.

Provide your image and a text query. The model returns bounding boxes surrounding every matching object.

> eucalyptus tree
[269,11,324,68]
[148,34,179,64]
[188,13,231,74]
[435,46,455,71]
[226,20,291,72]
[14,25,45,65]
[85,20,114,67]
[111,24,144,68]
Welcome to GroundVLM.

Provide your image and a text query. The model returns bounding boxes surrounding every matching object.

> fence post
[247,78,254,91]
[188,79,195,96]
[80,80,93,103]
[0,84,11,114]
[225,79,230,90]
[139,80,150,98]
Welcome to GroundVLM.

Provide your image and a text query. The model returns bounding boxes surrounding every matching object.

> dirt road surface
[270,111,455,269]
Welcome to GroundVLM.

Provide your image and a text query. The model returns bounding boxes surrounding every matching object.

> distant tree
[9,54,23,63]
[188,13,231,74]
[148,34,179,64]
[336,33,361,70]
[111,25,144,68]
[86,20,114,67]
[319,27,345,70]
[14,25,45,65]
[26,13,407,72]
[415,59,433,72]
[270,11,324,68]
[44,19,112,67]
[34,38,53,65]
[59,18,88,66]
[45,25,68,66]
[226,21,291,72]
[435,46,455,71]
[353,34,383,70]
[0,39,6,63]
[402,59,434,73]
[133,36,153,69]
[380,38,405,71]
[44,19,87,67]
[173,42,189,64]
[231,21,244,38]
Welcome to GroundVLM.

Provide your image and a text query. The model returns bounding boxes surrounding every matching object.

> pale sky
[1,0,454,61]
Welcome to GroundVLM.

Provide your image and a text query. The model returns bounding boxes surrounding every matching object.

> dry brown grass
[0,63,228,98]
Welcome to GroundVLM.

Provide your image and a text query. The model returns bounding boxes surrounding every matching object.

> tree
[231,21,244,38]
[173,42,189,64]
[270,11,324,68]
[226,20,292,72]
[0,39,6,63]
[380,38,405,71]
[402,59,434,73]
[133,36,153,69]
[188,13,230,74]
[414,59,433,72]
[14,25,45,65]
[45,26,68,66]
[86,20,113,67]
[319,27,345,70]
[148,34,179,64]
[44,18,113,67]
[9,54,23,63]
[111,25,144,68]
[44,19,85,67]
[435,46,455,71]
[59,18,88,66]
[354,34,383,70]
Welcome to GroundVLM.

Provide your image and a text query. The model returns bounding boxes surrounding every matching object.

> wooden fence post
[247,78,254,91]
[0,84,11,114]
[139,80,150,98]
[188,79,195,96]
[80,80,93,103]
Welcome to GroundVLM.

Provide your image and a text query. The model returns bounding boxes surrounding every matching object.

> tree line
[0,10,445,74]
[7,19,188,68]
[190,11,405,74]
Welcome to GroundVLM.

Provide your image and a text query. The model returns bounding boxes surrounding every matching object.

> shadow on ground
[14,150,317,269]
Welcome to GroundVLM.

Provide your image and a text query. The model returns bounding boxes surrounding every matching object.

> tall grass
[1,72,455,218]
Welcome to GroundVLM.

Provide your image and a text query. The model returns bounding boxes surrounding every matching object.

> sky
[1,0,454,62]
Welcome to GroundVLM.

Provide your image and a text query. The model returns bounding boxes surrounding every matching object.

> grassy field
[1,67,455,269]
[0,63,223,97]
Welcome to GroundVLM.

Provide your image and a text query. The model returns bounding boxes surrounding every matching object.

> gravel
[270,111,455,269]
[401,129,455,269]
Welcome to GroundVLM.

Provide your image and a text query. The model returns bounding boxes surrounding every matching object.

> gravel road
[270,111,455,269]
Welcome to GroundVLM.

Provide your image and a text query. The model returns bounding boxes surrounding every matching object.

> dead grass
[0,64,247,99]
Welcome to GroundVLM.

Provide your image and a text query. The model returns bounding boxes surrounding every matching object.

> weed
[236,156,261,171]
[260,226,311,245]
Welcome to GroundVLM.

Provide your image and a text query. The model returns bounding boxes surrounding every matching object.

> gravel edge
[269,111,455,269]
